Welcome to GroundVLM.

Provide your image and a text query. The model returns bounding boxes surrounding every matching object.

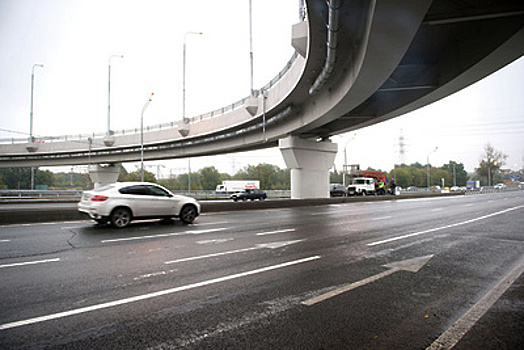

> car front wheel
[110,207,132,228]
[180,205,198,224]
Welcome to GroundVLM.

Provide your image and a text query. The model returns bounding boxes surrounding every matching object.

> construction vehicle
[344,165,388,196]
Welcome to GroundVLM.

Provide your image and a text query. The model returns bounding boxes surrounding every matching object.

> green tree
[0,168,53,189]
[51,171,91,189]
[117,164,129,182]
[475,143,507,186]
[123,169,156,182]
[199,166,222,190]
[432,168,452,188]
[330,169,343,184]
[442,161,468,186]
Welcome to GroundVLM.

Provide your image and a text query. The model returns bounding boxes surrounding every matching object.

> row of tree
[118,164,291,191]
[0,145,518,191]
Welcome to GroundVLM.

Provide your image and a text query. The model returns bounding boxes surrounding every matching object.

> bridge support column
[279,136,337,199]
[88,164,120,189]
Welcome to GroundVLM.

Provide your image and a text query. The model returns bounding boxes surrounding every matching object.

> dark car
[231,189,267,201]
[330,183,347,197]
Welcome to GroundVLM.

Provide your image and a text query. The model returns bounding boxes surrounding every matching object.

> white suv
[78,182,200,228]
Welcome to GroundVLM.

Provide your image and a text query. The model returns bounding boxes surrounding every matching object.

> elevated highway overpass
[1,0,523,198]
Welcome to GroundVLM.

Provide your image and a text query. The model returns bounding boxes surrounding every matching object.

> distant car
[430,185,441,193]
[494,183,506,190]
[330,183,347,197]
[78,182,200,228]
[231,189,267,201]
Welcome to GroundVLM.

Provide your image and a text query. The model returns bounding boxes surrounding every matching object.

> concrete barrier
[0,192,461,226]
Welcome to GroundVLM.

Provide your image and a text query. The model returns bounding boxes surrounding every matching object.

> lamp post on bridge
[180,31,202,193]
[29,63,44,189]
[181,31,203,130]
[29,64,44,144]
[140,93,154,182]
[105,54,123,146]
[249,0,254,96]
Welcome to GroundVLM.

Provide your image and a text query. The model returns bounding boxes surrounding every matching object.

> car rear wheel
[110,207,132,228]
[180,205,197,224]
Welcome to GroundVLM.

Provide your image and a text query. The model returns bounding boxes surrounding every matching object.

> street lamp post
[181,31,202,193]
[105,55,123,146]
[30,64,44,142]
[488,161,498,186]
[249,0,254,96]
[107,55,124,136]
[140,93,154,182]
[182,31,203,126]
[29,63,44,189]
[426,146,438,189]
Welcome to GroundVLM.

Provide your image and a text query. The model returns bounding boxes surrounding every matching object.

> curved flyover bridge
[1,0,523,198]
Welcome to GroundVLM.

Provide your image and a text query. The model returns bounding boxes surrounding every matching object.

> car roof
[113,182,159,188]
[94,182,163,190]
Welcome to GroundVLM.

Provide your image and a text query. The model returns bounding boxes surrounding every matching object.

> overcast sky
[1,0,523,177]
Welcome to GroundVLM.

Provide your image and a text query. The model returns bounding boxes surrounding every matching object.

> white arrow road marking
[101,228,227,243]
[0,258,60,269]
[165,239,305,264]
[302,255,434,306]
[0,255,320,330]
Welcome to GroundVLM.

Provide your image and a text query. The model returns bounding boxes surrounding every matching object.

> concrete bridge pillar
[279,136,338,199]
[88,164,120,189]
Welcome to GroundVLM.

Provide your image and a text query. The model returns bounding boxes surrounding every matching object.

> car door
[146,185,177,216]
[119,185,156,217]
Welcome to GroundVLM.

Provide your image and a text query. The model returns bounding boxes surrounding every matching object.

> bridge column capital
[88,164,120,189]
[279,136,337,199]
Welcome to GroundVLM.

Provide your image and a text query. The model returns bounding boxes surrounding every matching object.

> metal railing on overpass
[0,52,299,146]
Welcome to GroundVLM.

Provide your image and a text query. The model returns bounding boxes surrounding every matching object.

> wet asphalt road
[0,192,523,349]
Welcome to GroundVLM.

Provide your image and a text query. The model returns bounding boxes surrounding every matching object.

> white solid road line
[0,255,321,330]
[165,239,305,264]
[101,228,227,243]
[427,256,524,349]
[371,216,392,221]
[256,228,296,236]
[0,258,60,269]
[367,205,524,246]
